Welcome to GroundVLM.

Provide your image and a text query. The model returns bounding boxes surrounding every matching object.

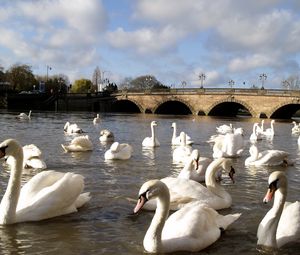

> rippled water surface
[0,110,299,254]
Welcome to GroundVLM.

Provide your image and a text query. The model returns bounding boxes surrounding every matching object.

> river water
[0,110,299,255]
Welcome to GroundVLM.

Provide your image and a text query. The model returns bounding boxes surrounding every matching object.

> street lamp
[282,80,290,90]
[259,73,267,89]
[181,81,187,89]
[228,79,235,89]
[46,65,52,81]
[199,73,206,88]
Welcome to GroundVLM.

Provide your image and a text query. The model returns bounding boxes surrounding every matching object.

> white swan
[61,135,93,152]
[134,179,241,253]
[171,122,193,145]
[172,132,192,163]
[104,142,132,160]
[93,114,101,125]
[216,123,233,134]
[143,157,235,211]
[16,110,31,120]
[262,120,275,137]
[142,121,160,147]
[178,149,216,182]
[256,119,265,135]
[0,139,91,225]
[99,129,114,142]
[257,171,300,251]
[291,121,300,134]
[245,144,290,167]
[211,129,245,158]
[5,144,47,170]
[249,123,263,143]
[64,122,83,134]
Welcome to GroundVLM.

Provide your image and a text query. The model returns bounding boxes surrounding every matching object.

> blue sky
[0,0,300,89]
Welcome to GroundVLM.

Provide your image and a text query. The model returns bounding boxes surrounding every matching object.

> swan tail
[75,192,91,208]
[217,213,241,230]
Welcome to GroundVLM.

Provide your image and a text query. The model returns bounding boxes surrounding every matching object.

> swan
[143,157,235,211]
[61,135,93,152]
[93,114,101,125]
[134,179,241,253]
[172,132,192,163]
[216,123,233,134]
[245,144,290,167]
[142,121,160,147]
[211,129,245,158]
[16,110,31,120]
[256,119,265,135]
[291,121,300,134]
[171,122,193,145]
[104,142,132,160]
[257,171,300,251]
[64,122,83,134]
[262,120,275,137]
[178,149,218,183]
[249,123,263,143]
[5,144,47,170]
[0,138,91,225]
[99,129,114,142]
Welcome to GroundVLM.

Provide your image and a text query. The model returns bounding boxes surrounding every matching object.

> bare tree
[282,75,300,90]
[92,66,102,90]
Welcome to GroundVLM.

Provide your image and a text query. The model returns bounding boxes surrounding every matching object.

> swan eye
[0,145,8,158]
[268,179,278,191]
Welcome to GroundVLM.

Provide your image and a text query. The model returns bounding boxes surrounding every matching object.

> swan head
[263,171,287,204]
[190,149,200,170]
[222,159,235,183]
[133,180,169,214]
[171,122,176,128]
[64,122,70,131]
[110,142,120,152]
[151,121,158,127]
[0,139,22,159]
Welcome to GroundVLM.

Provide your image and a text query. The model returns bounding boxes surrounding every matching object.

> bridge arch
[111,99,142,113]
[269,101,300,119]
[153,98,194,115]
[207,97,254,117]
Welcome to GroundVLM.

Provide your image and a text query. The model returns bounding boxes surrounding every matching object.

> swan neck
[144,190,170,252]
[172,125,176,140]
[205,159,230,200]
[151,124,156,142]
[257,186,286,248]
[0,152,23,224]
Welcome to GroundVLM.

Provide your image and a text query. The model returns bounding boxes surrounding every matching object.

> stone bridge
[112,88,300,119]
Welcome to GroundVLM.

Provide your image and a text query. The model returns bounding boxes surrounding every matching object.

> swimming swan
[143,157,235,211]
[257,171,300,251]
[104,142,132,160]
[5,144,47,170]
[99,129,114,142]
[178,149,215,182]
[171,122,193,145]
[172,132,192,163]
[0,139,91,225]
[134,179,241,253]
[16,110,31,120]
[93,114,101,125]
[64,122,83,134]
[61,135,93,152]
[262,120,275,137]
[245,144,290,167]
[142,121,160,147]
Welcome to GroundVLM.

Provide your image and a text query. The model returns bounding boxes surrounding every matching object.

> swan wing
[276,201,300,248]
[255,150,289,166]
[16,172,88,222]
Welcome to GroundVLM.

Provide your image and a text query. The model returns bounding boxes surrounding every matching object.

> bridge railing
[113,88,300,97]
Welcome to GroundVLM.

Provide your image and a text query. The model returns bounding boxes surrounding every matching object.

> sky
[0,0,300,89]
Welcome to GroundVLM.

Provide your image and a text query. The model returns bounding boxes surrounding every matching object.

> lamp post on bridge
[46,65,52,82]
[181,81,187,89]
[199,73,206,89]
[282,80,291,90]
[259,73,267,89]
[228,79,235,89]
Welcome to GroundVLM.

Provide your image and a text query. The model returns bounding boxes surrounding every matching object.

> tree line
[0,64,170,94]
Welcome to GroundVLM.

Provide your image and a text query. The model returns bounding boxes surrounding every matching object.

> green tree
[7,64,37,91]
[71,79,93,93]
